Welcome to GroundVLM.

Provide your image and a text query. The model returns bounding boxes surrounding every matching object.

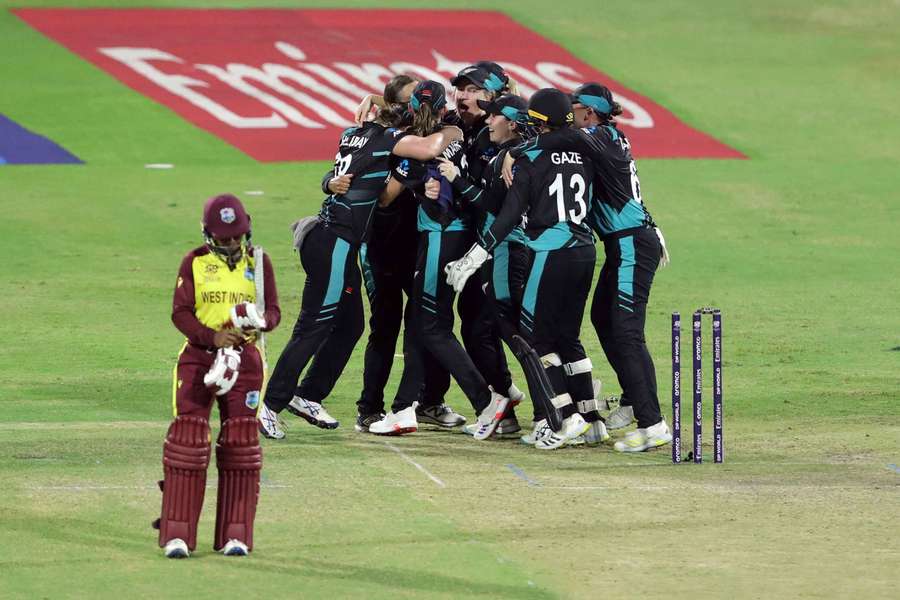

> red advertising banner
[14,8,744,161]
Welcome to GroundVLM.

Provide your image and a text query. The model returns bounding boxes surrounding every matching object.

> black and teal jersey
[444,112,490,182]
[389,133,469,233]
[466,125,498,184]
[451,140,525,245]
[516,126,655,237]
[318,122,404,245]
[482,146,594,252]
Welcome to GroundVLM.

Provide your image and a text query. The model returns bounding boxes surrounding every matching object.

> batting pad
[214,416,262,551]
[158,415,211,551]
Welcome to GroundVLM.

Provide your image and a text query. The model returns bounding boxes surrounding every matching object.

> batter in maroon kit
[155,194,281,558]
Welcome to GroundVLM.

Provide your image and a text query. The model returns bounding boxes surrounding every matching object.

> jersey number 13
[549,173,587,224]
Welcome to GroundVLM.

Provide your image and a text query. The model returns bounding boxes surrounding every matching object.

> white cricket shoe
[471,392,511,440]
[287,396,339,429]
[584,420,610,445]
[614,420,673,453]
[507,383,526,404]
[163,538,190,559]
[355,412,385,433]
[519,419,544,445]
[463,415,520,438]
[417,403,466,428]
[534,414,590,450]
[495,416,522,438]
[258,403,285,440]
[222,539,249,556]
[369,406,418,435]
[606,405,635,430]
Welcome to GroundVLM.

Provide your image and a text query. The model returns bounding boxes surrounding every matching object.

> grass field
[2,1,899,598]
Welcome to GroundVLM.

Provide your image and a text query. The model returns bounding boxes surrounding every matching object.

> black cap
[409,80,447,112]
[476,95,528,122]
[474,61,509,92]
[527,88,574,127]
[570,83,615,115]
[451,64,506,93]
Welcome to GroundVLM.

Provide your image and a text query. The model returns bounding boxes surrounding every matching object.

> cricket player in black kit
[438,94,538,439]
[257,88,464,440]
[509,83,673,453]
[449,63,527,427]
[447,89,599,450]
[351,64,523,420]
[369,81,513,440]
[350,75,461,433]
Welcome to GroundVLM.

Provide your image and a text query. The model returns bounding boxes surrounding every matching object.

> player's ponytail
[410,103,441,137]
[605,100,624,122]
[407,80,447,136]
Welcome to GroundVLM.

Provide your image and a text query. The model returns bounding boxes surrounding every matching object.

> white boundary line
[382,441,446,488]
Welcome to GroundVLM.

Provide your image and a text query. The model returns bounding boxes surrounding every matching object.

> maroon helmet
[201,194,251,268]
[202,194,250,239]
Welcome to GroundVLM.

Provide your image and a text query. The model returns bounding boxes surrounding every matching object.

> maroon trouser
[156,343,263,552]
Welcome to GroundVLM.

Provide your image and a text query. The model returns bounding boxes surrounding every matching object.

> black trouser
[592,226,661,428]
[266,224,364,412]
[400,228,492,414]
[520,244,596,421]
[458,268,513,395]
[474,239,530,421]
[356,201,450,417]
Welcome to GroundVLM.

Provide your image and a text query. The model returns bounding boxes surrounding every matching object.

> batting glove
[230,302,266,331]
[444,244,490,293]
[203,347,241,396]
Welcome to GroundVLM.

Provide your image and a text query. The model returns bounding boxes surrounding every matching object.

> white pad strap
[540,353,563,368]
[577,399,600,414]
[550,392,573,409]
[563,357,593,376]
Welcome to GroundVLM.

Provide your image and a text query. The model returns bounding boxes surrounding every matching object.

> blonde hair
[409,103,442,137]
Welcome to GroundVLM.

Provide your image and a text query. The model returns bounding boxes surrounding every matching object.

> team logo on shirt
[245,390,260,410]
[205,264,219,274]
[244,267,254,281]
[220,207,236,224]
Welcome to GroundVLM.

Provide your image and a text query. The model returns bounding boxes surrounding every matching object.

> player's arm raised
[393,126,463,161]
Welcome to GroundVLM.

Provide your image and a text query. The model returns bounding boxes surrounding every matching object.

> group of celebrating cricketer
[156,61,673,559]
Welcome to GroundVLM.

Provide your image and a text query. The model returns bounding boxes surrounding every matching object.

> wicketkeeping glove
[444,244,490,293]
[203,347,241,396]
[230,302,266,331]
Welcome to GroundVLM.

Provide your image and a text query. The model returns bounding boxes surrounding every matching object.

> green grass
[2,1,899,598]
